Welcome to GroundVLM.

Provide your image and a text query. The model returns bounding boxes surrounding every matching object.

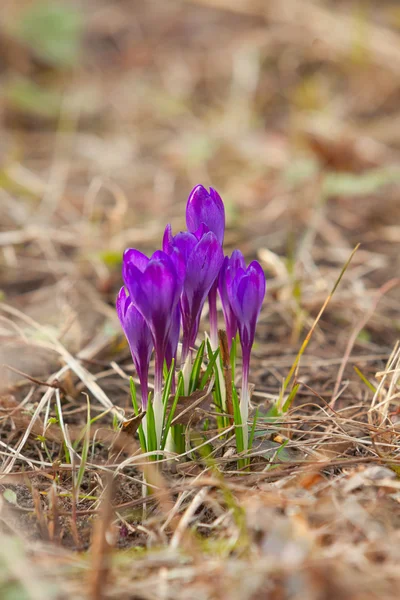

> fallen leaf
[121,411,146,436]
[169,388,213,426]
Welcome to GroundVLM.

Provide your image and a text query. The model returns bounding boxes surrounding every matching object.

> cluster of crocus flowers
[117,184,266,450]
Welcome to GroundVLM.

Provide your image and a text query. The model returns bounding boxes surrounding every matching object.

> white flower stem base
[182,352,192,395]
[153,389,163,448]
[240,383,249,452]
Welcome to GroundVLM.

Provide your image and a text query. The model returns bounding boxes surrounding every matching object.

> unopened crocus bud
[186,184,225,245]
[186,185,225,348]
[122,248,184,444]
[218,250,246,351]
[163,224,224,362]
[116,287,153,410]
[227,259,266,449]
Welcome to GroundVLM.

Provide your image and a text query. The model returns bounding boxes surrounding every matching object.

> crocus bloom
[163,225,224,363]
[123,248,184,444]
[227,259,266,449]
[186,184,225,245]
[218,250,246,351]
[116,287,153,410]
[186,185,225,348]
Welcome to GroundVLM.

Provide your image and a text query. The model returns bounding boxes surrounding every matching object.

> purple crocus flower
[186,185,225,245]
[186,185,225,348]
[116,287,153,410]
[163,224,224,362]
[122,248,184,443]
[218,250,246,351]
[227,259,266,448]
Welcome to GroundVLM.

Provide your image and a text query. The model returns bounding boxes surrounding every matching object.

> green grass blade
[172,424,185,455]
[281,382,300,413]
[232,384,244,453]
[162,359,175,410]
[130,377,138,413]
[54,402,71,464]
[130,376,146,452]
[189,340,205,393]
[199,346,220,389]
[353,366,377,393]
[161,372,184,450]
[279,244,360,404]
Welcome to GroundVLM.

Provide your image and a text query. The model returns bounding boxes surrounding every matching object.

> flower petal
[184,232,224,308]
[181,231,224,349]
[123,248,149,271]
[116,286,153,408]
[116,286,129,324]
[125,250,183,363]
[163,226,197,264]
[218,250,246,347]
[227,260,266,355]
[186,184,225,245]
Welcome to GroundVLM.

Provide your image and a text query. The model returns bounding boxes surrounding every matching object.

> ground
[1,1,400,599]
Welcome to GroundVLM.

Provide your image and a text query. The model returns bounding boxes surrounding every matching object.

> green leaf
[161,374,184,450]
[171,423,185,455]
[130,377,138,413]
[189,340,205,393]
[283,158,318,188]
[54,402,70,464]
[281,383,300,413]
[353,366,377,393]
[130,377,146,452]
[255,438,292,462]
[3,489,18,506]
[323,168,400,198]
[162,359,175,417]
[357,328,371,343]
[232,385,244,453]
[112,413,119,431]
[199,346,220,390]
[98,250,122,268]
[16,2,83,68]
[5,77,61,119]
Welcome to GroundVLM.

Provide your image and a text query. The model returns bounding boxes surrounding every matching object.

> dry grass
[1,0,400,598]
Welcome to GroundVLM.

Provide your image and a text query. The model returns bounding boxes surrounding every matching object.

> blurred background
[2,4,400,597]
[1,0,400,394]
